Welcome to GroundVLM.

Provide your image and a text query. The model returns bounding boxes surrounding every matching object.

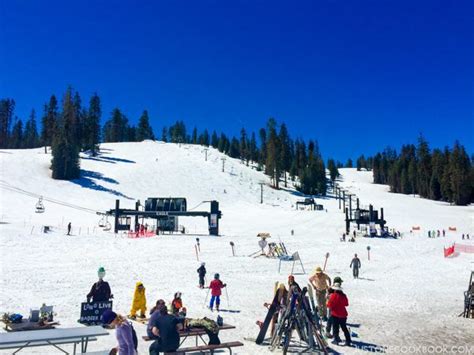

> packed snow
[0,141,473,354]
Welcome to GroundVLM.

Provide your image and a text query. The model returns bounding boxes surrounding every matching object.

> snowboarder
[208,273,226,311]
[327,283,351,346]
[308,267,331,320]
[101,310,137,354]
[67,222,71,235]
[197,262,206,288]
[87,267,112,303]
[350,254,361,279]
[129,282,146,319]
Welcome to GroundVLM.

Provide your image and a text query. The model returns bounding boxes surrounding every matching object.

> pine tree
[449,141,471,205]
[327,159,339,184]
[41,95,58,153]
[83,93,101,155]
[51,87,81,180]
[24,109,39,148]
[10,118,23,148]
[211,131,218,148]
[239,128,248,164]
[429,148,444,200]
[73,92,84,148]
[136,110,155,141]
[258,128,267,171]
[416,135,431,198]
[161,127,168,142]
[279,123,291,187]
[265,118,281,188]
[0,98,15,148]
[345,158,353,168]
[249,132,258,164]
[192,127,198,144]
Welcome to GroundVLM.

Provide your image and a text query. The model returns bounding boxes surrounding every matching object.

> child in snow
[87,267,113,303]
[129,281,146,319]
[101,310,137,355]
[171,292,186,317]
[326,283,351,346]
[197,262,207,288]
[208,273,226,311]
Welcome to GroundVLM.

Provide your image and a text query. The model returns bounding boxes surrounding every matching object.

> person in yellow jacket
[129,281,147,319]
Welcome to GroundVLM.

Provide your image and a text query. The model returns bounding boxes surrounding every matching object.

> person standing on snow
[327,283,351,346]
[326,276,343,338]
[87,267,112,303]
[350,254,361,279]
[67,222,72,235]
[129,282,146,319]
[101,310,137,355]
[308,266,331,320]
[208,273,226,311]
[197,262,207,288]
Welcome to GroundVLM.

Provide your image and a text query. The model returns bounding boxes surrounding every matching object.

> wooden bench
[165,341,244,354]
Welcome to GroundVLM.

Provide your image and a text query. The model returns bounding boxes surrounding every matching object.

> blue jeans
[210,295,220,309]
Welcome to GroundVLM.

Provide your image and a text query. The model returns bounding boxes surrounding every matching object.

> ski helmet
[214,273,220,279]
[98,267,106,279]
[333,276,343,284]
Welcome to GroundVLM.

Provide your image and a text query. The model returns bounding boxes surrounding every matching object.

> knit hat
[332,283,343,291]
[101,310,117,325]
[98,267,106,279]
[214,273,220,279]
[333,276,343,284]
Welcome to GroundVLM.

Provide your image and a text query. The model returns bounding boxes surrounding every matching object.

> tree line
[369,136,473,205]
[0,89,330,196]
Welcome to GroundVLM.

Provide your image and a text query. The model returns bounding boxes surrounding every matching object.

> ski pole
[225,286,230,308]
[204,287,210,305]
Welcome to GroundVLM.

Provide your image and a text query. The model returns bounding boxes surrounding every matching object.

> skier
[87,267,113,303]
[308,267,331,320]
[171,292,186,317]
[129,282,146,319]
[350,254,361,279]
[197,262,207,288]
[327,283,351,346]
[101,310,137,355]
[442,229,446,237]
[208,273,226,311]
[437,230,440,237]
[67,222,71,236]
[428,231,431,238]
[462,234,465,240]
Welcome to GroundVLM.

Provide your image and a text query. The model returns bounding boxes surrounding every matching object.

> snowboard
[255,282,279,345]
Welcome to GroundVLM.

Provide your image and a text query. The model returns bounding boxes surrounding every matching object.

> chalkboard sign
[79,301,113,324]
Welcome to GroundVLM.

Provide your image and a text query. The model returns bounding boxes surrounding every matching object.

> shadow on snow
[71,169,133,200]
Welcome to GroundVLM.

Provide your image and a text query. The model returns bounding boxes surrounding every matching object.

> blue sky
[1,0,472,161]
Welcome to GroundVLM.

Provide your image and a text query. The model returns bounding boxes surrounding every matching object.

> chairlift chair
[35,197,45,213]
[103,216,112,231]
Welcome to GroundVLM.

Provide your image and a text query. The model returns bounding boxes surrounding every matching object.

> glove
[223,284,227,287]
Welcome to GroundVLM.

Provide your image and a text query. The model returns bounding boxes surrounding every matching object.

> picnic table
[0,325,109,354]
[143,323,236,347]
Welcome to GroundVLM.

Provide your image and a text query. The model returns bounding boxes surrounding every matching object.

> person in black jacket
[197,262,206,288]
[87,267,113,302]
[350,254,361,279]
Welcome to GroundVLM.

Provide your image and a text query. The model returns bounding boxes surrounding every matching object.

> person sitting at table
[149,306,182,355]
[87,267,113,303]
[147,299,166,339]
[101,310,137,355]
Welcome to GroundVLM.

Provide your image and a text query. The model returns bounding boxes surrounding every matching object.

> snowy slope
[0,142,473,354]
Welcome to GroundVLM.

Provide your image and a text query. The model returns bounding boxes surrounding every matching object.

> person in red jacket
[326,283,351,346]
[208,273,226,311]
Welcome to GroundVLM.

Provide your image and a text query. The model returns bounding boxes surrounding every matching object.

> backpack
[130,323,138,350]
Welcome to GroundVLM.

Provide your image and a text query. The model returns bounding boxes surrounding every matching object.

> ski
[255,282,279,344]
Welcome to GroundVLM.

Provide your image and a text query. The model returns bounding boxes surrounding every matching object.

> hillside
[0,142,473,354]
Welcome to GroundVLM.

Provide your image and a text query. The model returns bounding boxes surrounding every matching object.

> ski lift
[103,216,111,231]
[35,197,45,213]
[98,215,106,227]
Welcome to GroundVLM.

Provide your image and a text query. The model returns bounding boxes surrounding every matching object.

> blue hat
[101,310,117,325]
